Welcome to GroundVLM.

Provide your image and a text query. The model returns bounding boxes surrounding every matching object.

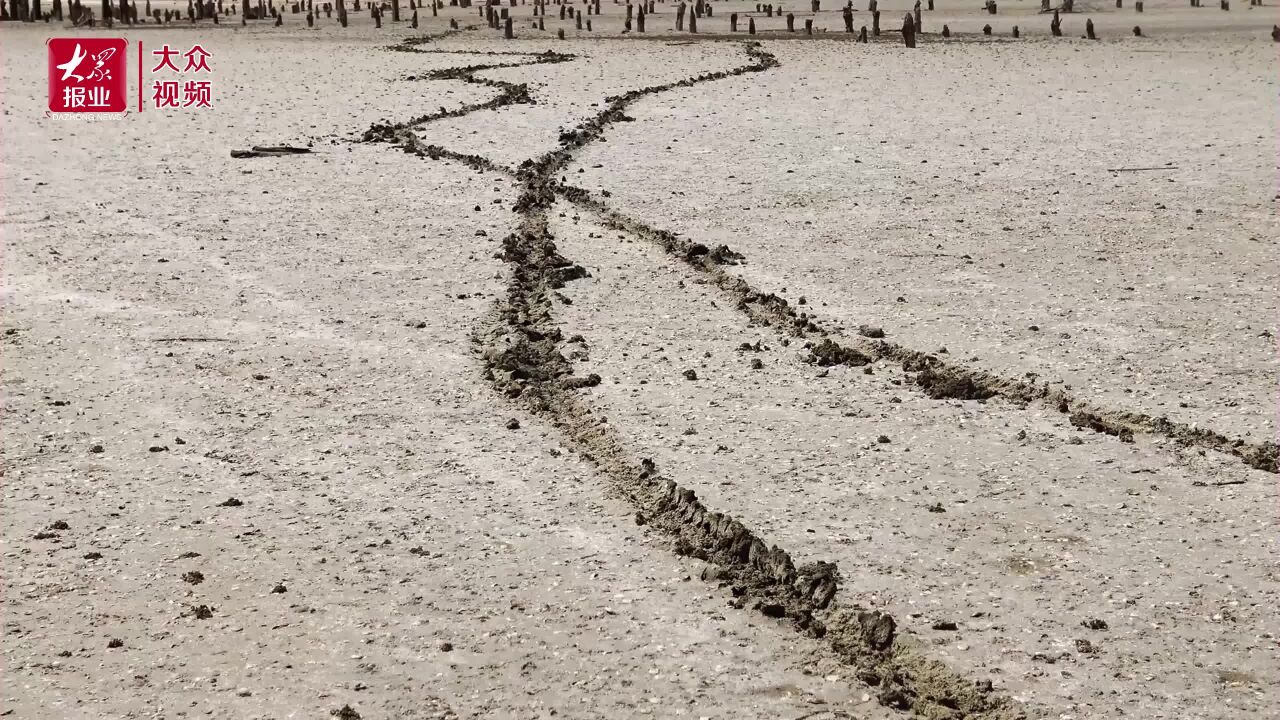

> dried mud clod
[332,705,362,720]
[913,366,997,401]
[1239,441,1278,473]
[807,338,872,367]
[1069,410,1136,443]
[686,243,745,265]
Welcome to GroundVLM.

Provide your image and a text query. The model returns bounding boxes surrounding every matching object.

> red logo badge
[48,38,128,114]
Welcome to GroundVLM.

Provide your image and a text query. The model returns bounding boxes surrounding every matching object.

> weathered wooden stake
[902,12,914,45]
[785,11,792,29]
[841,4,850,30]
[675,0,683,28]
[1050,8,1061,34]
[941,22,949,36]
[857,23,866,40]
[912,0,919,30]
[747,15,754,32]
[1085,17,1095,37]
[1133,24,1142,35]
[636,6,643,29]
[688,9,695,30]
[391,0,397,20]
[981,22,989,33]
[1011,23,1018,36]
[729,11,735,29]
[871,8,878,33]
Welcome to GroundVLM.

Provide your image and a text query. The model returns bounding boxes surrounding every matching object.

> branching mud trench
[357,33,1275,720]
[366,40,1023,720]
[6,16,1275,720]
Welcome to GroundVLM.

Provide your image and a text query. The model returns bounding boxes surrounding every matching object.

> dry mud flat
[3,8,1278,720]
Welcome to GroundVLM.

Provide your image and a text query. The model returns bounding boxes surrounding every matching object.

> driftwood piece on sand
[231,146,314,158]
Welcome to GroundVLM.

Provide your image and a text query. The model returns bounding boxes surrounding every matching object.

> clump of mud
[484,336,570,395]
[1069,410,1135,443]
[1240,442,1278,473]
[807,339,872,367]
[914,367,997,401]
[684,243,745,265]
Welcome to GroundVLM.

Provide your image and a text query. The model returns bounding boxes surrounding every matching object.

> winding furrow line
[386,128,1277,475]
[363,49,575,141]
[557,191,1277,475]
[361,32,1267,720]
[396,42,1024,719]
[366,38,1273,473]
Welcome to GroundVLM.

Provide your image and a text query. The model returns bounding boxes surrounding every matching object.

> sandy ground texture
[3,4,1278,720]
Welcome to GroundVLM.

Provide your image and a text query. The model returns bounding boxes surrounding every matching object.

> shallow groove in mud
[392,42,1025,720]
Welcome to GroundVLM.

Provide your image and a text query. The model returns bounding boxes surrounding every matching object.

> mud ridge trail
[387,122,1277,476]
[372,41,1026,719]
[359,41,1273,475]
[550,192,1277,474]
[363,38,578,140]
